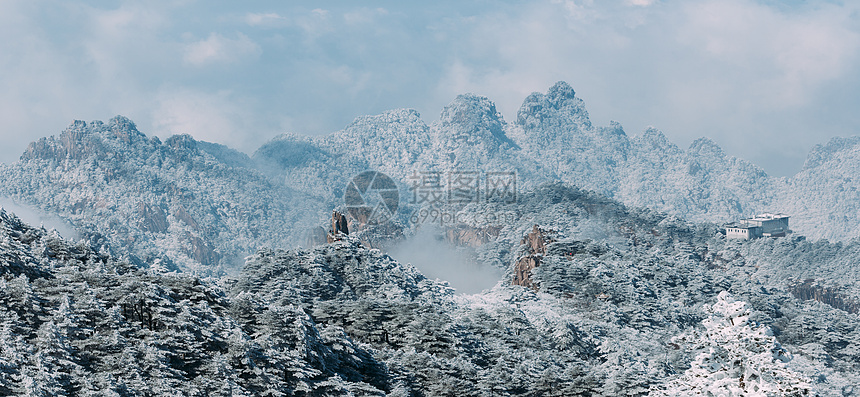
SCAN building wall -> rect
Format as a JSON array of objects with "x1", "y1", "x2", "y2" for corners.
[{"x1": 727, "y1": 228, "x2": 751, "y2": 240}]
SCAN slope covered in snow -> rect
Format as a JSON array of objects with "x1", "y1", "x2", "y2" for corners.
[
  {"x1": 0, "y1": 117, "x2": 329, "y2": 274},
  {"x1": 1, "y1": 178, "x2": 859, "y2": 395},
  {"x1": 253, "y1": 81, "x2": 860, "y2": 241},
  {"x1": 2, "y1": 82, "x2": 859, "y2": 274}
]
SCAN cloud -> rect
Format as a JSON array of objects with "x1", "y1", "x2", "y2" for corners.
[
  {"x1": 183, "y1": 32, "x2": 261, "y2": 66},
  {"x1": 0, "y1": 0, "x2": 858, "y2": 177},
  {"x1": 0, "y1": 197, "x2": 78, "y2": 240},
  {"x1": 389, "y1": 226, "x2": 502, "y2": 294},
  {"x1": 677, "y1": 0, "x2": 860, "y2": 107},
  {"x1": 431, "y1": 0, "x2": 860, "y2": 175},
  {"x1": 150, "y1": 88, "x2": 270, "y2": 153},
  {"x1": 245, "y1": 12, "x2": 288, "y2": 28}
]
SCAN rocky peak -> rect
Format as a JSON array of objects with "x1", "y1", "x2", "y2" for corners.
[
  {"x1": 106, "y1": 115, "x2": 146, "y2": 144},
  {"x1": 165, "y1": 134, "x2": 199, "y2": 153},
  {"x1": 802, "y1": 136, "x2": 860, "y2": 170},
  {"x1": 254, "y1": 134, "x2": 329, "y2": 169},
  {"x1": 633, "y1": 127, "x2": 683, "y2": 158},
  {"x1": 21, "y1": 116, "x2": 149, "y2": 161},
  {"x1": 438, "y1": 94, "x2": 517, "y2": 150},
  {"x1": 687, "y1": 137, "x2": 725, "y2": 159},
  {"x1": 327, "y1": 211, "x2": 350, "y2": 243},
  {"x1": 637, "y1": 127, "x2": 670, "y2": 147},
  {"x1": 516, "y1": 81, "x2": 592, "y2": 134},
  {"x1": 546, "y1": 81, "x2": 577, "y2": 105}
]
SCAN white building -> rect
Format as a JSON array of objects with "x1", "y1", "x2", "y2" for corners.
[{"x1": 726, "y1": 213, "x2": 790, "y2": 240}]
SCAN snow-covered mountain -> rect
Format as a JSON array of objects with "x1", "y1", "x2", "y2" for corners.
[
  {"x1": 0, "y1": 117, "x2": 328, "y2": 274},
  {"x1": 2, "y1": 81, "x2": 860, "y2": 394},
  {"x1": 3, "y1": 82, "x2": 860, "y2": 273},
  {"x1": 2, "y1": 183, "x2": 858, "y2": 395},
  {"x1": 256, "y1": 81, "x2": 860, "y2": 242}
]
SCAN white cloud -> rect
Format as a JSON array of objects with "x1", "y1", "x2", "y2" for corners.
[
  {"x1": 245, "y1": 12, "x2": 288, "y2": 27},
  {"x1": 627, "y1": 0, "x2": 656, "y2": 6},
  {"x1": 678, "y1": 0, "x2": 860, "y2": 108},
  {"x1": 152, "y1": 89, "x2": 248, "y2": 149},
  {"x1": 342, "y1": 7, "x2": 388, "y2": 26},
  {"x1": 429, "y1": 0, "x2": 860, "y2": 175},
  {"x1": 183, "y1": 32, "x2": 261, "y2": 66},
  {"x1": 0, "y1": 0, "x2": 858, "y2": 177}
]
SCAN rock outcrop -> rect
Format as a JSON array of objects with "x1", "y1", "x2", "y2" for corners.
[
  {"x1": 511, "y1": 225, "x2": 554, "y2": 289},
  {"x1": 445, "y1": 224, "x2": 502, "y2": 248},
  {"x1": 327, "y1": 211, "x2": 350, "y2": 243}
]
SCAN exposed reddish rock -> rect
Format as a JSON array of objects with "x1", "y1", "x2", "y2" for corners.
[
  {"x1": 512, "y1": 225, "x2": 555, "y2": 290},
  {"x1": 512, "y1": 255, "x2": 541, "y2": 290},
  {"x1": 524, "y1": 225, "x2": 551, "y2": 255},
  {"x1": 327, "y1": 211, "x2": 350, "y2": 243},
  {"x1": 173, "y1": 205, "x2": 200, "y2": 231},
  {"x1": 788, "y1": 279, "x2": 860, "y2": 314},
  {"x1": 445, "y1": 225, "x2": 502, "y2": 248},
  {"x1": 138, "y1": 203, "x2": 169, "y2": 233},
  {"x1": 188, "y1": 234, "x2": 218, "y2": 267},
  {"x1": 320, "y1": 210, "x2": 402, "y2": 248}
]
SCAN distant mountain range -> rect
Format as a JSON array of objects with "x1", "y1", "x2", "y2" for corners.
[
  {"x1": 2, "y1": 83, "x2": 860, "y2": 394},
  {"x1": 2, "y1": 82, "x2": 859, "y2": 273}
]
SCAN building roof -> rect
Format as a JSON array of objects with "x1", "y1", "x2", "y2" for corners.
[
  {"x1": 726, "y1": 223, "x2": 760, "y2": 230},
  {"x1": 747, "y1": 213, "x2": 789, "y2": 221}
]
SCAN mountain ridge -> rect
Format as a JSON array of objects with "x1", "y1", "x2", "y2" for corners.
[{"x1": 2, "y1": 81, "x2": 860, "y2": 275}]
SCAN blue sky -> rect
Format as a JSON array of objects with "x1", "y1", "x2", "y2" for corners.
[{"x1": 1, "y1": 0, "x2": 858, "y2": 176}]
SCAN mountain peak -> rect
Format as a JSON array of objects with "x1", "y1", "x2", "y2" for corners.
[
  {"x1": 439, "y1": 94, "x2": 516, "y2": 149},
  {"x1": 165, "y1": 134, "x2": 199, "y2": 152},
  {"x1": 516, "y1": 81, "x2": 591, "y2": 131},
  {"x1": 802, "y1": 136, "x2": 860, "y2": 170},
  {"x1": 105, "y1": 115, "x2": 146, "y2": 144},
  {"x1": 635, "y1": 127, "x2": 675, "y2": 149},
  {"x1": 21, "y1": 116, "x2": 148, "y2": 161},
  {"x1": 547, "y1": 81, "x2": 576, "y2": 103},
  {"x1": 687, "y1": 137, "x2": 725, "y2": 158}
]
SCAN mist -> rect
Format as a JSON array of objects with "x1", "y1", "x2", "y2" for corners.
[
  {"x1": 0, "y1": 197, "x2": 78, "y2": 240},
  {"x1": 388, "y1": 226, "x2": 503, "y2": 294}
]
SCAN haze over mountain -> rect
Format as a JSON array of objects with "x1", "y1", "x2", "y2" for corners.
[
  {"x1": 4, "y1": 81, "x2": 857, "y2": 273},
  {"x1": 1, "y1": 82, "x2": 860, "y2": 394}
]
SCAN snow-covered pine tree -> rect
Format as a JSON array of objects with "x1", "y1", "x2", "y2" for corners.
[{"x1": 653, "y1": 292, "x2": 811, "y2": 396}]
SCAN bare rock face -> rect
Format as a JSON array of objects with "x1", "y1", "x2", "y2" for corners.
[
  {"x1": 445, "y1": 225, "x2": 502, "y2": 248},
  {"x1": 327, "y1": 211, "x2": 350, "y2": 243},
  {"x1": 512, "y1": 255, "x2": 541, "y2": 290},
  {"x1": 138, "y1": 203, "x2": 169, "y2": 234},
  {"x1": 512, "y1": 225, "x2": 554, "y2": 290}
]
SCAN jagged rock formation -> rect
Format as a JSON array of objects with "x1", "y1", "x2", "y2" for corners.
[
  {"x1": 788, "y1": 280, "x2": 860, "y2": 314},
  {"x1": 511, "y1": 225, "x2": 554, "y2": 289},
  {"x1": 250, "y1": 81, "x2": 860, "y2": 242},
  {"x1": 327, "y1": 211, "x2": 350, "y2": 243},
  {"x1": 3, "y1": 81, "x2": 860, "y2": 395},
  {"x1": 5, "y1": 82, "x2": 860, "y2": 276}
]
